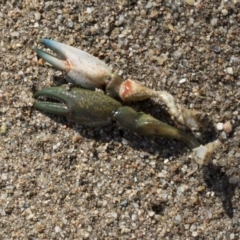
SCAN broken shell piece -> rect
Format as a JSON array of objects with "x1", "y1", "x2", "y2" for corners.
[{"x1": 192, "y1": 139, "x2": 221, "y2": 165}]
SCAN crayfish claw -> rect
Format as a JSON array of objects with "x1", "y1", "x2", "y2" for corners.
[{"x1": 35, "y1": 39, "x2": 113, "y2": 90}]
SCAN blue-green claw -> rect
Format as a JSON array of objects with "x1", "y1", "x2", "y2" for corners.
[
  {"x1": 34, "y1": 86, "x2": 200, "y2": 150},
  {"x1": 33, "y1": 86, "x2": 122, "y2": 127}
]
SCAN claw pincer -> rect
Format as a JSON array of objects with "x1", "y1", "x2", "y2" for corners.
[
  {"x1": 34, "y1": 87, "x2": 121, "y2": 127},
  {"x1": 34, "y1": 86, "x2": 200, "y2": 150},
  {"x1": 34, "y1": 39, "x2": 115, "y2": 90}
]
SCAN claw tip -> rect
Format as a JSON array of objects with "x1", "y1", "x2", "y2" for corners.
[
  {"x1": 36, "y1": 38, "x2": 44, "y2": 44},
  {"x1": 37, "y1": 38, "x2": 52, "y2": 46}
]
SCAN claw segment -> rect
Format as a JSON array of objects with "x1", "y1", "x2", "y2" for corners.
[
  {"x1": 34, "y1": 86, "x2": 122, "y2": 127},
  {"x1": 119, "y1": 79, "x2": 154, "y2": 101},
  {"x1": 192, "y1": 139, "x2": 221, "y2": 165},
  {"x1": 34, "y1": 47, "x2": 69, "y2": 72},
  {"x1": 114, "y1": 106, "x2": 200, "y2": 150},
  {"x1": 37, "y1": 39, "x2": 68, "y2": 59},
  {"x1": 34, "y1": 101, "x2": 69, "y2": 116},
  {"x1": 35, "y1": 39, "x2": 113, "y2": 89}
]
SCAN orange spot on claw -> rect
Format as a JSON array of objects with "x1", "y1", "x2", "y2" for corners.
[{"x1": 120, "y1": 80, "x2": 132, "y2": 100}]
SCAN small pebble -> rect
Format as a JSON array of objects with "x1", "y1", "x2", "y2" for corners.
[
  {"x1": 192, "y1": 231, "x2": 199, "y2": 237},
  {"x1": 223, "y1": 121, "x2": 232, "y2": 133},
  {"x1": 229, "y1": 176, "x2": 239, "y2": 184},
  {"x1": 122, "y1": 138, "x2": 129, "y2": 145},
  {"x1": 184, "y1": 224, "x2": 190, "y2": 230},
  {"x1": 235, "y1": 152, "x2": 240, "y2": 158},
  {"x1": 216, "y1": 122, "x2": 223, "y2": 130},
  {"x1": 230, "y1": 56, "x2": 239, "y2": 63},
  {"x1": 174, "y1": 214, "x2": 182, "y2": 224},
  {"x1": 131, "y1": 214, "x2": 138, "y2": 221},
  {"x1": 0, "y1": 208, "x2": 6, "y2": 216},
  {"x1": 52, "y1": 142, "x2": 61, "y2": 150},
  {"x1": 11, "y1": 31, "x2": 19, "y2": 37},
  {"x1": 211, "y1": 18, "x2": 218, "y2": 26},
  {"x1": 34, "y1": 223, "x2": 44, "y2": 233},
  {"x1": 225, "y1": 67, "x2": 233, "y2": 75},
  {"x1": 190, "y1": 224, "x2": 196, "y2": 231},
  {"x1": 87, "y1": 225, "x2": 93, "y2": 232},
  {"x1": 54, "y1": 226, "x2": 61, "y2": 233},
  {"x1": 197, "y1": 186, "x2": 205, "y2": 192},
  {"x1": 1, "y1": 173, "x2": 7, "y2": 180},
  {"x1": 35, "y1": 12, "x2": 41, "y2": 20},
  {"x1": 220, "y1": 131, "x2": 227, "y2": 140},
  {"x1": 178, "y1": 184, "x2": 188, "y2": 193},
  {"x1": 172, "y1": 50, "x2": 182, "y2": 60},
  {"x1": 105, "y1": 212, "x2": 118, "y2": 219},
  {"x1": 145, "y1": 2, "x2": 152, "y2": 8},
  {"x1": 120, "y1": 199, "x2": 128, "y2": 207},
  {"x1": 86, "y1": 7, "x2": 93, "y2": 13},
  {"x1": 183, "y1": 0, "x2": 195, "y2": 5},
  {"x1": 230, "y1": 233, "x2": 235, "y2": 239},
  {"x1": 213, "y1": 46, "x2": 221, "y2": 53},
  {"x1": 148, "y1": 211, "x2": 155, "y2": 217},
  {"x1": 221, "y1": 9, "x2": 228, "y2": 16},
  {"x1": 179, "y1": 78, "x2": 186, "y2": 84},
  {"x1": 0, "y1": 123, "x2": 8, "y2": 135},
  {"x1": 72, "y1": 134, "x2": 82, "y2": 143}
]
